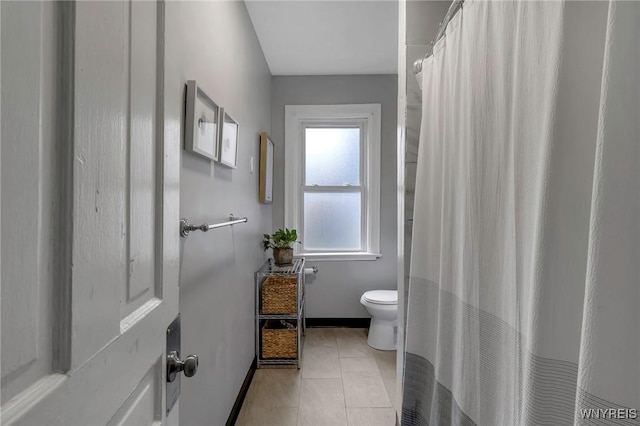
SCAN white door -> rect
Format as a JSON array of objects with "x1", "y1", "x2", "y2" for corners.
[{"x1": 1, "y1": 1, "x2": 183, "y2": 424}]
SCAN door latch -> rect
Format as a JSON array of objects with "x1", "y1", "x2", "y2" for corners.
[
  {"x1": 167, "y1": 351, "x2": 198, "y2": 382},
  {"x1": 166, "y1": 315, "x2": 199, "y2": 414}
]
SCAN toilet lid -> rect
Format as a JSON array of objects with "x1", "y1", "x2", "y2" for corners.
[{"x1": 363, "y1": 290, "x2": 397, "y2": 305}]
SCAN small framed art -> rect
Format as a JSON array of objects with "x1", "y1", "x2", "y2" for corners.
[
  {"x1": 184, "y1": 80, "x2": 219, "y2": 161},
  {"x1": 218, "y1": 109, "x2": 239, "y2": 168},
  {"x1": 259, "y1": 132, "x2": 274, "y2": 204}
]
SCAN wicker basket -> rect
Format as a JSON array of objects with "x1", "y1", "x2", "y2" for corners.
[
  {"x1": 261, "y1": 276, "x2": 297, "y2": 314},
  {"x1": 261, "y1": 319, "x2": 297, "y2": 359}
]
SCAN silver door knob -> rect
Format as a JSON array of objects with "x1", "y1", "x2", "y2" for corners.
[{"x1": 167, "y1": 351, "x2": 199, "y2": 382}]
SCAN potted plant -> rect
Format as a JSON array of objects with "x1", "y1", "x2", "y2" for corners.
[{"x1": 263, "y1": 228, "x2": 299, "y2": 266}]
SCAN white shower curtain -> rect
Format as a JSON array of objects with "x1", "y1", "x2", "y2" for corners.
[{"x1": 404, "y1": 1, "x2": 639, "y2": 425}]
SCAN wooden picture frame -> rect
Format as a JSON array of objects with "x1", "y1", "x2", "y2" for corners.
[
  {"x1": 184, "y1": 80, "x2": 219, "y2": 161},
  {"x1": 218, "y1": 108, "x2": 239, "y2": 168},
  {"x1": 259, "y1": 132, "x2": 274, "y2": 204}
]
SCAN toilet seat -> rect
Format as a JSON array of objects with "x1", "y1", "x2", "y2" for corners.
[{"x1": 362, "y1": 290, "x2": 397, "y2": 305}]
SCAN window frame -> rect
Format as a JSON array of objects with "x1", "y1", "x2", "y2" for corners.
[{"x1": 284, "y1": 104, "x2": 381, "y2": 261}]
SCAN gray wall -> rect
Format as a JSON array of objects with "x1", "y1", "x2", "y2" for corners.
[
  {"x1": 164, "y1": 2, "x2": 271, "y2": 424},
  {"x1": 271, "y1": 75, "x2": 398, "y2": 318}
]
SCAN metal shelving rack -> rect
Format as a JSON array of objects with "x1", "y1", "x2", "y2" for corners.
[{"x1": 255, "y1": 258, "x2": 306, "y2": 368}]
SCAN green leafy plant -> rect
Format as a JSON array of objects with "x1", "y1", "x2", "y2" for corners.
[{"x1": 263, "y1": 228, "x2": 299, "y2": 251}]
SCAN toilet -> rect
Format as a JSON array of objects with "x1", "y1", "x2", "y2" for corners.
[{"x1": 360, "y1": 290, "x2": 398, "y2": 351}]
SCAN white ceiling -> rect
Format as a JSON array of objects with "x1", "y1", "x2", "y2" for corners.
[{"x1": 245, "y1": 1, "x2": 398, "y2": 76}]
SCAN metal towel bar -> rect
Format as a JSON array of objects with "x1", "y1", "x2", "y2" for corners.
[{"x1": 180, "y1": 214, "x2": 248, "y2": 238}]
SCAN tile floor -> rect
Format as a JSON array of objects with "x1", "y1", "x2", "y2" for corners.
[{"x1": 236, "y1": 328, "x2": 398, "y2": 426}]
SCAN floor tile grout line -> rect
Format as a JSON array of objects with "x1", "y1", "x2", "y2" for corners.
[
  {"x1": 336, "y1": 331, "x2": 349, "y2": 426},
  {"x1": 338, "y1": 354, "x2": 349, "y2": 425},
  {"x1": 296, "y1": 374, "x2": 303, "y2": 425}
]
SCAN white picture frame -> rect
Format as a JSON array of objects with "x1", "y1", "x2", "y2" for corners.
[
  {"x1": 184, "y1": 80, "x2": 219, "y2": 161},
  {"x1": 218, "y1": 108, "x2": 239, "y2": 168}
]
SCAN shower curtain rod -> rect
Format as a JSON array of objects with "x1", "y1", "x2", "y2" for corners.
[{"x1": 413, "y1": 0, "x2": 465, "y2": 75}]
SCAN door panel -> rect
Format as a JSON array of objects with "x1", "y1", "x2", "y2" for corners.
[
  {"x1": 72, "y1": 0, "x2": 128, "y2": 367},
  {"x1": 107, "y1": 362, "x2": 162, "y2": 426},
  {"x1": 1, "y1": 0, "x2": 57, "y2": 404},
  {"x1": 1, "y1": 0, "x2": 180, "y2": 424},
  {"x1": 1, "y1": 0, "x2": 41, "y2": 380},
  {"x1": 126, "y1": 0, "x2": 158, "y2": 314},
  {"x1": 7, "y1": 306, "x2": 165, "y2": 425}
]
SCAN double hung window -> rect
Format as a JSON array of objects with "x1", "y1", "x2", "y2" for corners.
[{"x1": 284, "y1": 104, "x2": 381, "y2": 261}]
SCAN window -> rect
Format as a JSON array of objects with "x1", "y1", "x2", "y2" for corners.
[{"x1": 284, "y1": 104, "x2": 381, "y2": 261}]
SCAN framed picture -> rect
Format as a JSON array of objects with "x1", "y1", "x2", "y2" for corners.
[
  {"x1": 259, "y1": 132, "x2": 274, "y2": 204},
  {"x1": 218, "y1": 109, "x2": 239, "y2": 168},
  {"x1": 184, "y1": 80, "x2": 219, "y2": 161}
]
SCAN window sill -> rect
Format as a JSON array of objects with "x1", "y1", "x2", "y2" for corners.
[{"x1": 295, "y1": 253, "x2": 382, "y2": 262}]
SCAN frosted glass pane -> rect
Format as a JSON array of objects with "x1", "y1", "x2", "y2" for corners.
[
  {"x1": 304, "y1": 192, "x2": 361, "y2": 251},
  {"x1": 305, "y1": 128, "x2": 360, "y2": 186}
]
